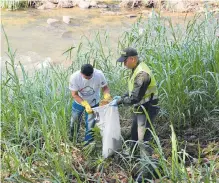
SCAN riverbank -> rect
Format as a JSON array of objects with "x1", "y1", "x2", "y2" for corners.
[
  {"x1": 1, "y1": 7, "x2": 199, "y2": 75},
  {"x1": 2, "y1": 0, "x2": 219, "y2": 13},
  {"x1": 1, "y1": 13, "x2": 219, "y2": 182}
]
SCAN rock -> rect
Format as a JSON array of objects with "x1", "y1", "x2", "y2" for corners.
[
  {"x1": 101, "y1": 10, "x2": 122, "y2": 16},
  {"x1": 174, "y1": 1, "x2": 187, "y2": 12},
  {"x1": 165, "y1": 0, "x2": 200, "y2": 12},
  {"x1": 47, "y1": 2, "x2": 56, "y2": 9},
  {"x1": 72, "y1": 0, "x2": 81, "y2": 6},
  {"x1": 97, "y1": 4, "x2": 108, "y2": 8},
  {"x1": 37, "y1": 2, "x2": 56, "y2": 10},
  {"x1": 126, "y1": 14, "x2": 137, "y2": 18},
  {"x1": 26, "y1": 51, "x2": 44, "y2": 64},
  {"x1": 1, "y1": 53, "x2": 53, "y2": 74},
  {"x1": 15, "y1": 55, "x2": 32, "y2": 65},
  {"x1": 37, "y1": 4, "x2": 45, "y2": 10},
  {"x1": 61, "y1": 31, "x2": 73, "y2": 38},
  {"x1": 48, "y1": 0, "x2": 59, "y2": 4},
  {"x1": 38, "y1": 4, "x2": 46, "y2": 10},
  {"x1": 57, "y1": 0, "x2": 74, "y2": 8},
  {"x1": 35, "y1": 58, "x2": 52, "y2": 69},
  {"x1": 119, "y1": 0, "x2": 140, "y2": 8},
  {"x1": 90, "y1": 0, "x2": 97, "y2": 7},
  {"x1": 47, "y1": 18, "x2": 60, "y2": 25},
  {"x1": 142, "y1": 0, "x2": 156, "y2": 8},
  {"x1": 78, "y1": 1, "x2": 90, "y2": 9},
  {"x1": 63, "y1": 16, "x2": 73, "y2": 24},
  {"x1": 119, "y1": 1, "x2": 131, "y2": 8}
]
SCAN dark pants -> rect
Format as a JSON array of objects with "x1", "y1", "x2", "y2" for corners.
[{"x1": 131, "y1": 101, "x2": 159, "y2": 145}]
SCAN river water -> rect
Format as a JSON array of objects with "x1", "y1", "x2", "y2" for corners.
[{"x1": 1, "y1": 7, "x2": 195, "y2": 73}]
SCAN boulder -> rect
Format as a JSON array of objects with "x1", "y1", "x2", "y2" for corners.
[
  {"x1": 35, "y1": 57, "x2": 52, "y2": 69},
  {"x1": 97, "y1": 4, "x2": 108, "y2": 8},
  {"x1": 57, "y1": 0, "x2": 74, "y2": 8},
  {"x1": 78, "y1": 1, "x2": 90, "y2": 9},
  {"x1": 126, "y1": 14, "x2": 137, "y2": 18},
  {"x1": 119, "y1": 0, "x2": 140, "y2": 8},
  {"x1": 37, "y1": 2, "x2": 56, "y2": 9},
  {"x1": 119, "y1": 0, "x2": 131, "y2": 8},
  {"x1": 47, "y1": 0, "x2": 59, "y2": 4},
  {"x1": 142, "y1": 0, "x2": 157, "y2": 8},
  {"x1": 174, "y1": 1, "x2": 187, "y2": 12},
  {"x1": 100, "y1": 10, "x2": 123, "y2": 16},
  {"x1": 90, "y1": 0, "x2": 97, "y2": 7},
  {"x1": 47, "y1": 18, "x2": 61, "y2": 26},
  {"x1": 164, "y1": 0, "x2": 199, "y2": 12},
  {"x1": 63, "y1": 16, "x2": 74, "y2": 24}
]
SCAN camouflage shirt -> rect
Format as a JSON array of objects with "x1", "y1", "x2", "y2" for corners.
[{"x1": 120, "y1": 62, "x2": 151, "y2": 105}]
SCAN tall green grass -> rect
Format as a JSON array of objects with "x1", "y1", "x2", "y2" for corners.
[
  {"x1": 1, "y1": 13, "x2": 219, "y2": 182},
  {"x1": 2, "y1": 25, "x2": 74, "y2": 182},
  {"x1": 1, "y1": 0, "x2": 31, "y2": 10},
  {"x1": 118, "y1": 12, "x2": 219, "y2": 127}
]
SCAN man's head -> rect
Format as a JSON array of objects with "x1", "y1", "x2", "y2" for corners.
[
  {"x1": 117, "y1": 47, "x2": 138, "y2": 69},
  {"x1": 81, "y1": 64, "x2": 94, "y2": 79}
]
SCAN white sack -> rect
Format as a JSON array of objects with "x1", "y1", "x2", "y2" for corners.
[{"x1": 93, "y1": 104, "x2": 122, "y2": 158}]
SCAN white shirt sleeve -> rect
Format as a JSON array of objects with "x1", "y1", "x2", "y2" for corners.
[
  {"x1": 69, "y1": 74, "x2": 79, "y2": 91},
  {"x1": 99, "y1": 71, "x2": 107, "y2": 87}
]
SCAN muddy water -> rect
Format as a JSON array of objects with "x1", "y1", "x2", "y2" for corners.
[{"x1": 1, "y1": 7, "x2": 194, "y2": 72}]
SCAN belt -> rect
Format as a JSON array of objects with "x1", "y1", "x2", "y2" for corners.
[{"x1": 137, "y1": 94, "x2": 158, "y2": 106}]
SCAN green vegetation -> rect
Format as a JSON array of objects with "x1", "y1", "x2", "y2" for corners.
[
  {"x1": 1, "y1": 12, "x2": 219, "y2": 182},
  {"x1": 1, "y1": 0, "x2": 31, "y2": 10}
]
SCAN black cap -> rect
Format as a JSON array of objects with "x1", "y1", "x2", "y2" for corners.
[
  {"x1": 81, "y1": 64, "x2": 94, "y2": 76},
  {"x1": 117, "y1": 47, "x2": 138, "y2": 62}
]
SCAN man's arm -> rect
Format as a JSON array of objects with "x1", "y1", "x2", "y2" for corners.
[
  {"x1": 100, "y1": 85, "x2": 112, "y2": 105},
  {"x1": 102, "y1": 85, "x2": 110, "y2": 95},
  {"x1": 99, "y1": 71, "x2": 112, "y2": 103},
  {"x1": 71, "y1": 91, "x2": 84, "y2": 104},
  {"x1": 71, "y1": 91, "x2": 93, "y2": 113},
  {"x1": 118, "y1": 71, "x2": 151, "y2": 105},
  {"x1": 69, "y1": 74, "x2": 82, "y2": 103}
]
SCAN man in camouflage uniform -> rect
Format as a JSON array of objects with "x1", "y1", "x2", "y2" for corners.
[{"x1": 113, "y1": 47, "x2": 160, "y2": 156}]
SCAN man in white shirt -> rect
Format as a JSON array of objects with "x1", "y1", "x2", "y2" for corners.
[{"x1": 69, "y1": 64, "x2": 112, "y2": 144}]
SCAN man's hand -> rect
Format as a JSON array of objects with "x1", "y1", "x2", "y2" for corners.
[
  {"x1": 81, "y1": 101, "x2": 93, "y2": 114},
  {"x1": 113, "y1": 96, "x2": 121, "y2": 100},
  {"x1": 110, "y1": 96, "x2": 123, "y2": 106},
  {"x1": 100, "y1": 93, "x2": 112, "y2": 106},
  {"x1": 109, "y1": 99, "x2": 118, "y2": 106},
  {"x1": 104, "y1": 93, "x2": 112, "y2": 101}
]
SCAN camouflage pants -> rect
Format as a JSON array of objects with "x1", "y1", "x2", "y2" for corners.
[{"x1": 131, "y1": 103, "x2": 160, "y2": 144}]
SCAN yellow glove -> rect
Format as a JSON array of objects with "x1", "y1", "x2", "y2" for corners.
[
  {"x1": 81, "y1": 100, "x2": 93, "y2": 114},
  {"x1": 100, "y1": 93, "x2": 112, "y2": 106},
  {"x1": 103, "y1": 93, "x2": 112, "y2": 101}
]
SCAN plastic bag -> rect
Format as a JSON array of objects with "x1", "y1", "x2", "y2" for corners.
[{"x1": 93, "y1": 104, "x2": 122, "y2": 158}]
